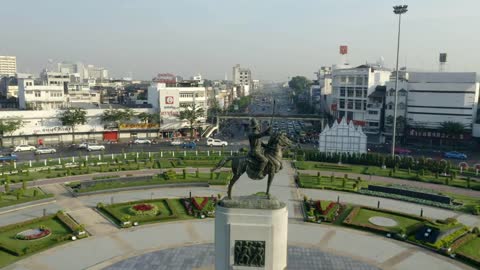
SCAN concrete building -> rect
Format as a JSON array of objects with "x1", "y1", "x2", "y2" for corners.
[
  {"x1": 364, "y1": 86, "x2": 386, "y2": 142},
  {"x1": 312, "y1": 66, "x2": 333, "y2": 114},
  {"x1": 318, "y1": 118, "x2": 367, "y2": 154},
  {"x1": 57, "y1": 61, "x2": 109, "y2": 82},
  {"x1": 18, "y1": 77, "x2": 66, "y2": 110},
  {"x1": 0, "y1": 56, "x2": 17, "y2": 77},
  {"x1": 66, "y1": 83, "x2": 101, "y2": 104},
  {"x1": 232, "y1": 64, "x2": 252, "y2": 89},
  {"x1": 147, "y1": 80, "x2": 207, "y2": 134},
  {"x1": 331, "y1": 64, "x2": 391, "y2": 125},
  {"x1": 0, "y1": 108, "x2": 156, "y2": 146}
]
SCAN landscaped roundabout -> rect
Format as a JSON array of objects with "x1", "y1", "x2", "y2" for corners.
[{"x1": 0, "y1": 151, "x2": 479, "y2": 269}]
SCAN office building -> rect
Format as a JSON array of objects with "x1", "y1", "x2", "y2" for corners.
[{"x1": 0, "y1": 56, "x2": 17, "y2": 77}]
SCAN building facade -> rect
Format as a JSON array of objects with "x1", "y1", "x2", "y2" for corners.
[
  {"x1": 18, "y1": 77, "x2": 66, "y2": 110},
  {"x1": 331, "y1": 65, "x2": 390, "y2": 125},
  {"x1": 232, "y1": 64, "x2": 252, "y2": 88},
  {"x1": 0, "y1": 56, "x2": 17, "y2": 77}
]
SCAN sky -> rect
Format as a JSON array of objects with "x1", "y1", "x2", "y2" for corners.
[{"x1": 1, "y1": 0, "x2": 479, "y2": 81}]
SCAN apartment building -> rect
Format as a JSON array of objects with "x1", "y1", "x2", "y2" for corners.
[
  {"x1": 0, "y1": 56, "x2": 17, "y2": 77},
  {"x1": 331, "y1": 65, "x2": 391, "y2": 125},
  {"x1": 18, "y1": 77, "x2": 65, "y2": 110}
]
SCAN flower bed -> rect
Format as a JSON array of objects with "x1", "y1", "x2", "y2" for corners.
[
  {"x1": 129, "y1": 203, "x2": 159, "y2": 216},
  {"x1": 184, "y1": 197, "x2": 217, "y2": 218},
  {"x1": 450, "y1": 233, "x2": 477, "y2": 251},
  {"x1": 15, "y1": 228, "x2": 51, "y2": 240},
  {"x1": 358, "y1": 189, "x2": 457, "y2": 210},
  {"x1": 192, "y1": 197, "x2": 209, "y2": 211}
]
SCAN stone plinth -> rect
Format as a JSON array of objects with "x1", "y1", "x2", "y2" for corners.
[{"x1": 215, "y1": 195, "x2": 288, "y2": 270}]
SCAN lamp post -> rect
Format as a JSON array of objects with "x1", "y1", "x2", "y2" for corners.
[{"x1": 391, "y1": 4, "x2": 408, "y2": 158}]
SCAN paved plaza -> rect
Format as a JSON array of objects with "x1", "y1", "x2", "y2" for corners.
[
  {"x1": 0, "y1": 162, "x2": 477, "y2": 270},
  {"x1": 104, "y1": 244, "x2": 382, "y2": 270}
]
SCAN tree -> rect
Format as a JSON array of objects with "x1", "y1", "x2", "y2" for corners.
[
  {"x1": 101, "y1": 109, "x2": 135, "y2": 128},
  {"x1": 59, "y1": 108, "x2": 87, "y2": 143},
  {"x1": 0, "y1": 118, "x2": 23, "y2": 147},
  {"x1": 137, "y1": 112, "x2": 160, "y2": 124},
  {"x1": 178, "y1": 104, "x2": 205, "y2": 139},
  {"x1": 440, "y1": 121, "x2": 465, "y2": 139},
  {"x1": 207, "y1": 98, "x2": 222, "y2": 124},
  {"x1": 288, "y1": 76, "x2": 311, "y2": 95}
]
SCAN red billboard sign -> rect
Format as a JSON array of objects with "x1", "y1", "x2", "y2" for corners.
[
  {"x1": 340, "y1": 45, "x2": 348, "y2": 55},
  {"x1": 165, "y1": 96, "x2": 174, "y2": 104}
]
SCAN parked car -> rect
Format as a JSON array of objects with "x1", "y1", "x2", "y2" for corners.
[
  {"x1": 0, "y1": 153, "x2": 17, "y2": 162},
  {"x1": 133, "y1": 138, "x2": 151, "y2": 144},
  {"x1": 170, "y1": 140, "x2": 183, "y2": 146},
  {"x1": 444, "y1": 151, "x2": 467, "y2": 160},
  {"x1": 394, "y1": 147, "x2": 412, "y2": 155},
  {"x1": 207, "y1": 138, "x2": 228, "y2": 147},
  {"x1": 35, "y1": 147, "x2": 56, "y2": 155},
  {"x1": 13, "y1": 145, "x2": 36, "y2": 152},
  {"x1": 182, "y1": 141, "x2": 196, "y2": 149},
  {"x1": 87, "y1": 144, "x2": 105, "y2": 151}
]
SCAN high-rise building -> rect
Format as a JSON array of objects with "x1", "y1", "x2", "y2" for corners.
[
  {"x1": 232, "y1": 64, "x2": 252, "y2": 90},
  {"x1": 0, "y1": 56, "x2": 17, "y2": 77}
]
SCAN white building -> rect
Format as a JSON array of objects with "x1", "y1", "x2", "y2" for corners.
[
  {"x1": 0, "y1": 108, "x2": 156, "y2": 146},
  {"x1": 232, "y1": 64, "x2": 252, "y2": 89},
  {"x1": 331, "y1": 64, "x2": 390, "y2": 124},
  {"x1": 0, "y1": 56, "x2": 17, "y2": 77},
  {"x1": 313, "y1": 66, "x2": 333, "y2": 114},
  {"x1": 66, "y1": 83, "x2": 101, "y2": 104},
  {"x1": 18, "y1": 77, "x2": 66, "y2": 110},
  {"x1": 318, "y1": 118, "x2": 367, "y2": 154},
  {"x1": 147, "y1": 82, "x2": 207, "y2": 131},
  {"x1": 57, "y1": 61, "x2": 109, "y2": 82}
]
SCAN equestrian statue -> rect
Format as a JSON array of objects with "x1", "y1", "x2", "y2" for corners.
[{"x1": 211, "y1": 118, "x2": 292, "y2": 198}]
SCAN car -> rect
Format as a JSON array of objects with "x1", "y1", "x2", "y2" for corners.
[
  {"x1": 207, "y1": 138, "x2": 228, "y2": 147},
  {"x1": 13, "y1": 145, "x2": 36, "y2": 152},
  {"x1": 444, "y1": 151, "x2": 467, "y2": 160},
  {"x1": 87, "y1": 144, "x2": 105, "y2": 151},
  {"x1": 133, "y1": 138, "x2": 151, "y2": 144},
  {"x1": 394, "y1": 147, "x2": 412, "y2": 155},
  {"x1": 170, "y1": 140, "x2": 183, "y2": 146},
  {"x1": 0, "y1": 153, "x2": 17, "y2": 162},
  {"x1": 182, "y1": 141, "x2": 196, "y2": 149},
  {"x1": 77, "y1": 142, "x2": 88, "y2": 149},
  {"x1": 35, "y1": 147, "x2": 56, "y2": 155}
]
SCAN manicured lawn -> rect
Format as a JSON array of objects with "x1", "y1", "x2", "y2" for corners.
[
  {"x1": 457, "y1": 237, "x2": 480, "y2": 261},
  {"x1": 99, "y1": 198, "x2": 193, "y2": 227},
  {"x1": 0, "y1": 188, "x2": 53, "y2": 209},
  {"x1": 298, "y1": 174, "x2": 366, "y2": 192},
  {"x1": 69, "y1": 172, "x2": 231, "y2": 193},
  {"x1": 352, "y1": 208, "x2": 421, "y2": 231},
  {"x1": 0, "y1": 214, "x2": 77, "y2": 268}
]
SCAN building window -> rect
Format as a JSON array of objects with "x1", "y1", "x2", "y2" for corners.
[
  {"x1": 347, "y1": 111, "x2": 354, "y2": 119},
  {"x1": 34, "y1": 91, "x2": 41, "y2": 97},
  {"x1": 399, "y1": 89, "x2": 407, "y2": 96},
  {"x1": 339, "y1": 111, "x2": 345, "y2": 118},
  {"x1": 347, "y1": 101, "x2": 353, "y2": 109},
  {"x1": 340, "y1": 76, "x2": 347, "y2": 83},
  {"x1": 339, "y1": 99, "x2": 345, "y2": 109},
  {"x1": 368, "y1": 110, "x2": 379, "y2": 115},
  {"x1": 398, "y1": 102, "x2": 405, "y2": 110},
  {"x1": 363, "y1": 100, "x2": 367, "y2": 110},
  {"x1": 363, "y1": 89, "x2": 368, "y2": 97},
  {"x1": 355, "y1": 90, "x2": 362, "y2": 97},
  {"x1": 340, "y1": 88, "x2": 345, "y2": 97},
  {"x1": 369, "y1": 122, "x2": 379, "y2": 127},
  {"x1": 387, "y1": 102, "x2": 393, "y2": 110},
  {"x1": 354, "y1": 100, "x2": 362, "y2": 110},
  {"x1": 389, "y1": 89, "x2": 395, "y2": 96},
  {"x1": 347, "y1": 89, "x2": 354, "y2": 97}
]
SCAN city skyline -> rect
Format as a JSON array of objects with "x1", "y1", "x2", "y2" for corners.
[{"x1": 1, "y1": 0, "x2": 479, "y2": 81}]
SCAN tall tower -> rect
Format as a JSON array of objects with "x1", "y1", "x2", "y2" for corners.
[{"x1": 439, "y1": 53, "x2": 447, "y2": 72}]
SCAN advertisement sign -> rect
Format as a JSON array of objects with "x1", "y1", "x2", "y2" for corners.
[
  {"x1": 339, "y1": 45, "x2": 348, "y2": 55},
  {"x1": 165, "y1": 96, "x2": 174, "y2": 104},
  {"x1": 119, "y1": 123, "x2": 160, "y2": 130},
  {"x1": 160, "y1": 90, "x2": 180, "y2": 119}
]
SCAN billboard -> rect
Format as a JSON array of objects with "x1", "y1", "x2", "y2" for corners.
[
  {"x1": 159, "y1": 89, "x2": 180, "y2": 118},
  {"x1": 340, "y1": 45, "x2": 348, "y2": 55},
  {"x1": 439, "y1": 53, "x2": 447, "y2": 63}
]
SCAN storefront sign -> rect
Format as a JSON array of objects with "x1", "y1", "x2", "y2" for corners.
[
  {"x1": 33, "y1": 126, "x2": 72, "y2": 133},
  {"x1": 119, "y1": 123, "x2": 160, "y2": 129}
]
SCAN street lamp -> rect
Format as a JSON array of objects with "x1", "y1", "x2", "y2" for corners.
[{"x1": 391, "y1": 4, "x2": 408, "y2": 158}]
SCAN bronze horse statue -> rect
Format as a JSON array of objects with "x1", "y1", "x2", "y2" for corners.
[{"x1": 211, "y1": 132, "x2": 292, "y2": 198}]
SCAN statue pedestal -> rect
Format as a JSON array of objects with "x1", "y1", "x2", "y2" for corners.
[{"x1": 215, "y1": 195, "x2": 288, "y2": 270}]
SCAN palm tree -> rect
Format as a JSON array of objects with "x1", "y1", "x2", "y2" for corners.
[
  {"x1": 137, "y1": 112, "x2": 160, "y2": 124},
  {"x1": 59, "y1": 108, "x2": 87, "y2": 143},
  {"x1": 178, "y1": 104, "x2": 205, "y2": 139}
]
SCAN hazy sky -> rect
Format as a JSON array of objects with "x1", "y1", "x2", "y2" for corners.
[{"x1": 1, "y1": 0, "x2": 479, "y2": 81}]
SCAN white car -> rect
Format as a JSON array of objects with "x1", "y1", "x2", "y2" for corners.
[
  {"x1": 87, "y1": 144, "x2": 105, "y2": 151},
  {"x1": 170, "y1": 140, "x2": 183, "y2": 146},
  {"x1": 133, "y1": 138, "x2": 151, "y2": 144},
  {"x1": 13, "y1": 145, "x2": 37, "y2": 152},
  {"x1": 35, "y1": 147, "x2": 56, "y2": 155},
  {"x1": 77, "y1": 142, "x2": 88, "y2": 149},
  {"x1": 206, "y1": 138, "x2": 228, "y2": 147}
]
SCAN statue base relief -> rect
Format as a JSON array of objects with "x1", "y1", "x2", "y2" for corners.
[{"x1": 215, "y1": 195, "x2": 288, "y2": 270}]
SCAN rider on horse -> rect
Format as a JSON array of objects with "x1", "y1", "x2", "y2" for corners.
[{"x1": 248, "y1": 118, "x2": 271, "y2": 179}]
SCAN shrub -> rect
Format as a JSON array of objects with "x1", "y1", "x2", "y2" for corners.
[{"x1": 472, "y1": 227, "x2": 480, "y2": 235}]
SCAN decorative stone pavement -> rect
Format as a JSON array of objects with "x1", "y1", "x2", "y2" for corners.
[
  {"x1": 103, "y1": 244, "x2": 382, "y2": 270},
  {"x1": 1, "y1": 162, "x2": 477, "y2": 270}
]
